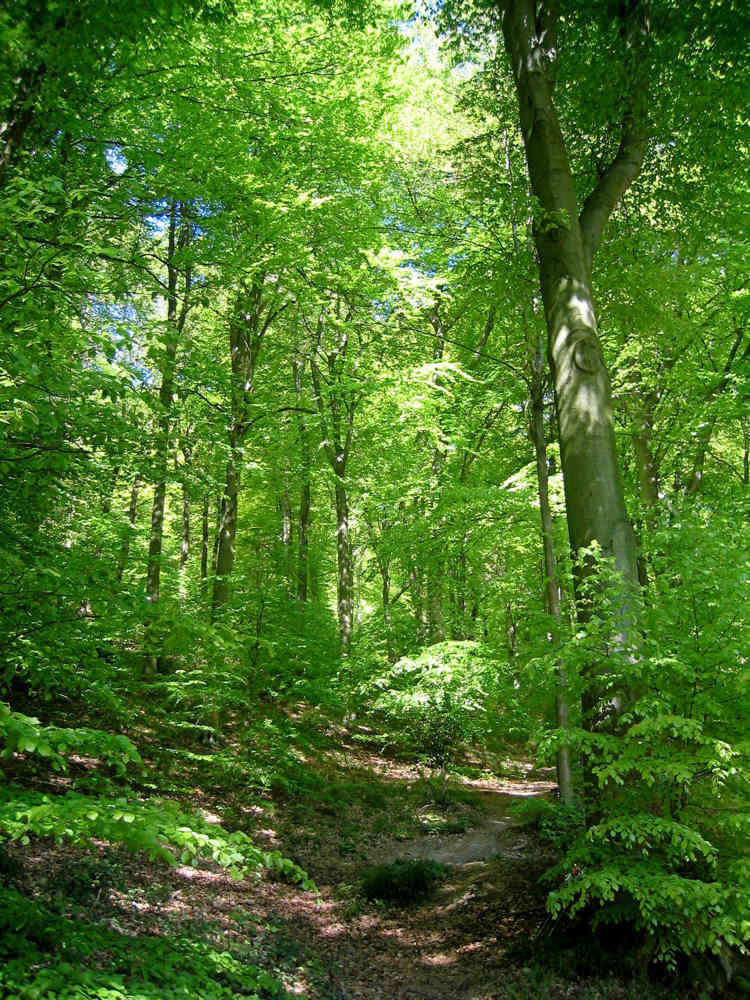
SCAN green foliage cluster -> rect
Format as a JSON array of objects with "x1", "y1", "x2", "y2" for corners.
[
  {"x1": 0, "y1": 886, "x2": 288, "y2": 1000},
  {"x1": 511, "y1": 797, "x2": 585, "y2": 851},
  {"x1": 0, "y1": 703, "x2": 141, "y2": 774},
  {"x1": 0, "y1": 703, "x2": 311, "y2": 887},
  {"x1": 0, "y1": 784, "x2": 311, "y2": 886},
  {"x1": 532, "y1": 518, "x2": 750, "y2": 965},
  {"x1": 359, "y1": 858, "x2": 450, "y2": 904},
  {"x1": 0, "y1": 0, "x2": 748, "y2": 981},
  {"x1": 361, "y1": 641, "x2": 507, "y2": 766}
]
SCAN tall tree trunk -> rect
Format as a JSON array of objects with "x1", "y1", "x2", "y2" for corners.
[
  {"x1": 210, "y1": 494, "x2": 221, "y2": 579},
  {"x1": 501, "y1": 0, "x2": 646, "y2": 685},
  {"x1": 177, "y1": 436, "x2": 193, "y2": 606},
  {"x1": 379, "y1": 556, "x2": 396, "y2": 662},
  {"x1": 529, "y1": 345, "x2": 573, "y2": 805},
  {"x1": 293, "y1": 359, "x2": 311, "y2": 603},
  {"x1": 297, "y1": 475, "x2": 311, "y2": 603},
  {"x1": 200, "y1": 494, "x2": 209, "y2": 589},
  {"x1": 334, "y1": 476, "x2": 354, "y2": 650},
  {"x1": 279, "y1": 477, "x2": 294, "y2": 595},
  {"x1": 179, "y1": 485, "x2": 190, "y2": 605},
  {"x1": 212, "y1": 280, "x2": 281, "y2": 619},
  {"x1": 144, "y1": 201, "x2": 191, "y2": 673},
  {"x1": 633, "y1": 390, "x2": 660, "y2": 511},
  {"x1": 308, "y1": 310, "x2": 358, "y2": 650},
  {"x1": 116, "y1": 476, "x2": 140, "y2": 583},
  {"x1": 686, "y1": 327, "x2": 747, "y2": 495},
  {"x1": 212, "y1": 453, "x2": 240, "y2": 617},
  {"x1": 426, "y1": 307, "x2": 447, "y2": 644}
]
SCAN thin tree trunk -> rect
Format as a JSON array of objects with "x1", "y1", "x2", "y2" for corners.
[
  {"x1": 379, "y1": 556, "x2": 395, "y2": 662},
  {"x1": 293, "y1": 359, "x2": 311, "y2": 603},
  {"x1": 530, "y1": 346, "x2": 573, "y2": 805},
  {"x1": 307, "y1": 310, "x2": 358, "y2": 649},
  {"x1": 116, "y1": 477, "x2": 140, "y2": 583},
  {"x1": 427, "y1": 308, "x2": 447, "y2": 644},
  {"x1": 686, "y1": 327, "x2": 747, "y2": 495},
  {"x1": 0, "y1": 62, "x2": 45, "y2": 187},
  {"x1": 211, "y1": 495, "x2": 221, "y2": 579},
  {"x1": 334, "y1": 476, "x2": 354, "y2": 650},
  {"x1": 212, "y1": 280, "x2": 281, "y2": 618},
  {"x1": 279, "y1": 478, "x2": 293, "y2": 595},
  {"x1": 212, "y1": 456, "x2": 239, "y2": 616},
  {"x1": 144, "y1": 201, "x2": 191, "y2": 673},
  {"x1": 298, "y1": 476, "x2": 311, "y2": 603},
  {"x1": 179, "y1": 486, "x2": 190, "y2": 605},
  {"x1": 201, "y1": 494, "x2": 209, "y2": 589}
]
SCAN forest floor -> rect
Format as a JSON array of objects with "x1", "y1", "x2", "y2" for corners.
[{"x1": 3, "y1": 708, "x2": 696, "y2": 1000}]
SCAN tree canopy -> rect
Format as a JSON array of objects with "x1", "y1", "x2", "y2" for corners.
[{"x1": 1, "y1": 0, "x2": 749, "y2": 994}]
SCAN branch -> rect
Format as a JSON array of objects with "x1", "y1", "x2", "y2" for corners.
[
  {"x1": 579, "y1": 124, "x2": 647, "y2": 272},
  {"x1": 579, "y1": 0, "x2": 651, "y2": 272}
]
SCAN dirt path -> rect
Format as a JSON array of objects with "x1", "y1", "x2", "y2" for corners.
[
  {"x1": 263, "y1": 759, "x2": 560, "y2": 999},
  {"x1": 399, "y1": 790, "x2": 522, "y2": 865},
  {"x1": 5, "y1": 742, "x2": 565, "y2": 1000}
]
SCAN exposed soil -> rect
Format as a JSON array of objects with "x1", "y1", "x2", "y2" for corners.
[{"x1": 4, "y1": 736, "x2": 679, "y2": 999}]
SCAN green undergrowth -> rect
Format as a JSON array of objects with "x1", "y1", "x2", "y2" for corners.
[
  {"x1": 0, "y1": 701, "x2": 312, "y2": 883},
  {"x1": 510, "y1": 797, "x2": 585, "y2": 850},
  {"x1": 359, "y1": 858, "x2": 451, "y2": 904},
  {"x1": 0, "y1": 885, "x2": 291, "y2": 1000}
]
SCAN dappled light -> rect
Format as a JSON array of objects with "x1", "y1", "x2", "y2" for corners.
[{"x1": 0, "y1": 0, "x2": 748, "y2": 997}]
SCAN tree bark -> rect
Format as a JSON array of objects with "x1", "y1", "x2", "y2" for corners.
[
  {"x1": 179, "y1": 486, "x2": 190, "y2": 604},
  {"x1": 308, "y1": 310, "x2": 358, "y2": 650},
  {"x1": 200, "y1": 493, "x2": 209, "y2": 589},
  {"x1": 686, "y1": 327, "x2": 747, "y2": 495},
  {"x1": 334, "y1": 477, "x2": 354, "y2": 649},
  {"x1": 633, "y1": 391, "x2": 660, "y2": 511},
  {"x1": 292, "y1": 358, "x2": 312, "y2": 603},
  {"x1": 501, "y1": 0, "x2": 645, "y2": 667},
  {"x1": 144, "y1": 201, "x2": 191, "y2": 673},
  {"x1": 211, "y1": 280, "x2": 281, "y2": 619},
  {"x1": 116, "y1": 476, "x2": 140, "y2": 583},
  {"x1": 0, "y1": 61, "x2": 45, "y2": 187},
  {"x1": 279, "y1": 476, "x2": 294, "y2": 595},
  {"x1": 529, "y1": 343, "x2": 573, "y2": 805}
]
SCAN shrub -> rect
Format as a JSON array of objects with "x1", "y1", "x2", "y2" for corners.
[{"x1": 359, "y1": 858, "x2": 450, "y2": 904}]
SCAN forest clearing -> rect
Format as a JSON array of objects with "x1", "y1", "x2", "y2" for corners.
[{"x1": 1, "y1": 0, "x2": 749, "y2": 997}]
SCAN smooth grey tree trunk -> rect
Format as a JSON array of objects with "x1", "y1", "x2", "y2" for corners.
[
  {"x1": 308, "y1": 311, "x2": 358, "y2": 651},
  {"x1": 686, "y1": 328, "x2": 747, "y2": 495},
  {"x1": 297, "y1": 474, "x2": 311, "y2": 604},
  {"x1": 200, "y1": 494, "x2": 209, "y2": 590},
  {"x1": 179, "y1": 487, "x2": 190, "y2": 604},
  {"x1": 279, "y1": 477, "x2": 294, "y2": 595},
  {"x1": 292, "y1": 358, "x2": 312, "y2": 603},
  {"x1": 116, "y1": 477, "x2": 140, "y2": 583},
  {"x1": 501, "y1": 0, "x2": 647, "y2": 674},
  {"x1": 334, "y1": 477, "x2": 354, "y2": 649}
]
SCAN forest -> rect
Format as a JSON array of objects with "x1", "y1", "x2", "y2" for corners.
[{"x1": 1, "y1": 0, "x2": 748, "y2": 997}]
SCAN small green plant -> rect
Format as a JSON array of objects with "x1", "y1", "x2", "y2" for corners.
[
  {"x1": 510, "y1": 797, "x2": 584, "y2": 850},
  {"x1": 0, "y1": 884, "x2": 291, "y2": 999},
  {"x1": 359, "y1": 858, "x2": 450, "y2": 904},
  {"x1": 56, "y1": 850, "x2": 124, "y2": 904}
]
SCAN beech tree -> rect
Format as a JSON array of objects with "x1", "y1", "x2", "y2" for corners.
[{"x1": 1, "y1": 0, "x2": 748, "y2": 979}]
